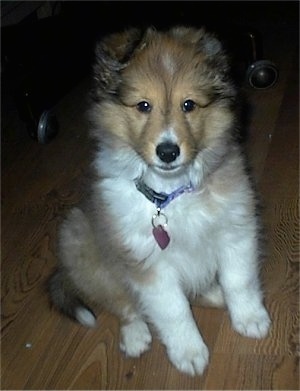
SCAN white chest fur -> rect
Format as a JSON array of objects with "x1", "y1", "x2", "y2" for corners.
[{"x1": 100, "y1": 177, "x2": 220, "y2": 293}]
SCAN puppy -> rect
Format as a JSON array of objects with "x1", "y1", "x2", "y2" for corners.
[{"x1": 49, "y1": 26, "x2": 271, "y2": 376}]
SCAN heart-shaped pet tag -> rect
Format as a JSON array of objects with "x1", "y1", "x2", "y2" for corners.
[{"x1": 152, "y1": 224, "x2": 170, "y2": 250}]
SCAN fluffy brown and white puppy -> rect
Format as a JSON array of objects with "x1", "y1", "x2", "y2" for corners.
[{"x1": 49, "y1": 26, "x2": 271, "y2": 376}]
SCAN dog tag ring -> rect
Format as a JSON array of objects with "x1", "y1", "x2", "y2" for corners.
[{"x1": 152, "y1": 209, "x2": 170, "y2": 250}]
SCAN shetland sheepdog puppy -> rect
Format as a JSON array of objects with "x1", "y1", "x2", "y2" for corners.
[{"x1": 49, "y1": 26, "x2": 271, "y2": 376}]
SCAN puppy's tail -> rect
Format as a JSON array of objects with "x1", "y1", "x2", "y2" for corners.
[{"x1": 48, "y1": 269, "x2": 96, "y2": 328}]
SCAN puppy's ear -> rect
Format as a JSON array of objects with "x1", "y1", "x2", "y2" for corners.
[
  {"x1": 197, "y1": 29, "x2": 223, "y2": 57},
  {"x1": 170, "y1": 26, "x2": 228, "y2": 69},
  {"x1": 92, "y1": 29, "x2": 143, "y2": 98},
  {"x1": 196, "y1": 29, "x2": 231, "y2": 75},
  {"x1": 170, "y1": 26, "x2": 222, "y2": 55}
]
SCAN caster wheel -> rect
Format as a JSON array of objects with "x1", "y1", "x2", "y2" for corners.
[
  {"x1": 37, "y1": 110, "x2": 59, "y2": 144},
  {"x1": 247, "y1": 60, "x2": 279, "y2": 89}
]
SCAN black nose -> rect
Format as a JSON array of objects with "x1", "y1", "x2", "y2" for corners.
[{"x1": 156, "y1": 142, "x2": 180, "y2": 163}]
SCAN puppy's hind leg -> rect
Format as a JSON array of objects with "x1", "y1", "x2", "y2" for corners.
[
  {"x1": 48, "y1": 207, "x2": 101, "y2": 327},
  {"x1": 49, "y1": 207, "x2": 152, "y2": 356},
  {"x1": 119, "y1": 311, "x2": 152, "y2": 358},
  {"x1": 48, "y1": 267, "x2": 152, "y2": 356}
]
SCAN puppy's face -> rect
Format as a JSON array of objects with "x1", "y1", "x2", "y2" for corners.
[{"x1": 92, "y1": 27, "x2": 236, "y2": 176}]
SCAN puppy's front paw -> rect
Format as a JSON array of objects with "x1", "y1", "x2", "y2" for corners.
[
  {"x1": 120, "y1": 319, "x2": 152, "y2": 357},
  {"x1": 167, "y1": 339, "x2": 209, "y2": 376},
  {"x1": 232, "y1": 306, "x2": 271, "y2": 339}
]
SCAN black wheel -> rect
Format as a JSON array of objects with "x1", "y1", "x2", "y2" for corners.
[
  {"x1": 37, "y1": 110, "x2": 59, "y2": 144},
  {"x1": 246, "y1": 60, "x2": 279, "y2": 89}
]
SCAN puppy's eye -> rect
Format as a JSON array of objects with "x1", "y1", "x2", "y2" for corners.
[
  {"x1": 136, "y1": 101, "x2": 152, "y2": 113},
  {"x1": 182, "y1": 99, "x2": 196, "y2": 113}
]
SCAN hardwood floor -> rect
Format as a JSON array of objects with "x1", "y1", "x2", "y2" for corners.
[{"x1": 2, "y1": 6, "x2": 299, "y2": 390}]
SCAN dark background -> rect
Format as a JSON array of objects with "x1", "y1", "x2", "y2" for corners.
[{"x1": 1, "y1": 1, "x2": 298, "y2": 141}]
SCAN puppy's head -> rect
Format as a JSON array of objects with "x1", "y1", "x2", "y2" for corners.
[{"x1": 91, "y1": 26, "x2": 237, "y2": 178}]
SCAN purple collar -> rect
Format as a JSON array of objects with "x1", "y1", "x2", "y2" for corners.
[{"x1": 135, "y1": 178, "x2": 195, "y2": 209}]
